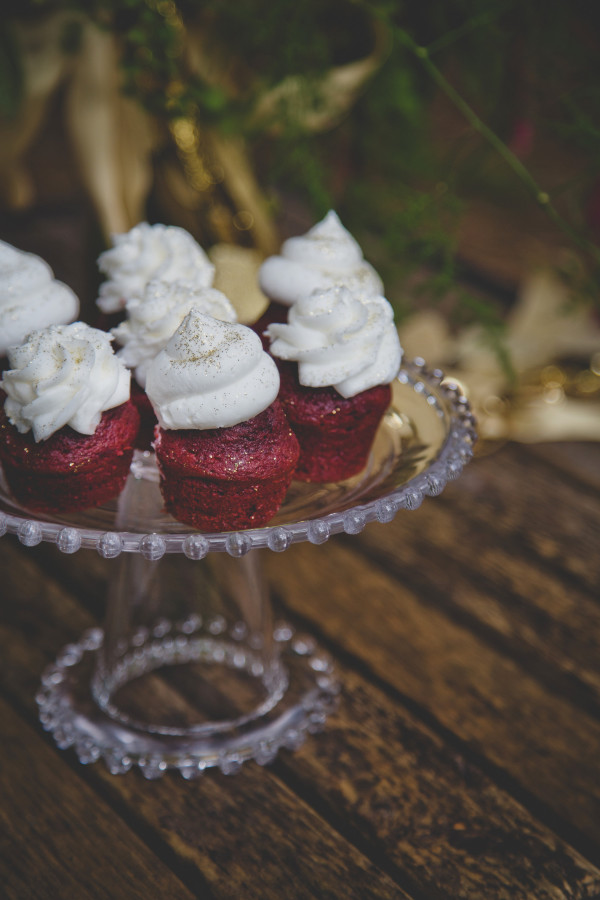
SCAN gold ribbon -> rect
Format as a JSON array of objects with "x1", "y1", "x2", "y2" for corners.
[{"x1": 399, "y1": 270, "x2": 600, "y2": 443}]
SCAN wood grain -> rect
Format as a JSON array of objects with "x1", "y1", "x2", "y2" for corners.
[
  {"x1": 0, "y1": 542, "x2": 410, "y2": 900},
  {"x1": 268, "y1": 447, "x2": 600, "y2": 856},
  {"x1": 440, "y1": 444, "x2": 600, "y2": 593},
  {"x1": 1, "y1": 439, "x2": 600, "y2": 899},
  {"x1": 526, "y1": 442, "x2": 600, "y2": 493},
  {"x1": 0, "y1": 697, "x2": 197, "y2": 900},
  {"x1": 265, "y1": 539, "x2": 600, "y2": 844},
  {"x1": 352, "y1": 484, "x2": 600, "y2": 708},
  {"x1": 274, "y1": 665, "x2": 600, "y2": 900}
]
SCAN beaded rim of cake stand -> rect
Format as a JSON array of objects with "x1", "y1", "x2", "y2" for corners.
[
  {"x1": 36, "y1": 619, "x2": 341, "y2": 778},
  {"x1": 0, "y1": 359, "x2": 477, "y2": 557}
]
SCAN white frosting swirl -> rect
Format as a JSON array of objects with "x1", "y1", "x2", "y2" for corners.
[
  {"x1": 146, "y1": 310, "x2": 279, "y2": 430},
  {"x1": 1, "y1": 323, "x2": 131, "y2": 442},
  {"x1": 258, "y1": 210, "x2": 383, "y2": 307},
  {"x1": 97, "y1": 223, "x2": 215, "y2": 313},
  {"x1": 112, "y1": 280, "x2": 238, "y2": 388},
  {"x1": 267, "y1": 286, "x2": 402, "y2": 398},
  {"x1": 0, "y1": 240, "x2": 79, "y2": 357}
]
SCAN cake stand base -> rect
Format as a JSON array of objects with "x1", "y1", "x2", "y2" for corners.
[{"x1": 36, "y1": 624, "x2": 340, "y2": 778}]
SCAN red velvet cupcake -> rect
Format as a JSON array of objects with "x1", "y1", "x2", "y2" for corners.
[
  {"x1": 276, "y1": 362, "x2": 392, "y2": 482},
  {"x1": 0, "y1": 402, "x2": 139, "y2": 513},
  {"x1": 267, "y1": 286, "x2": 403, "y2": 482},
  {"x1": 146, "y1": 310, "x2": 299, "y2": 532},
  {"x1": 153, "y1": 402, "x2": 299, "y2": 532},
  {"x1": 0, "y1": 323, "x2": 138, "y2": 512}
]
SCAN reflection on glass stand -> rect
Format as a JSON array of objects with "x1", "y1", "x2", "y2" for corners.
[{"x1": 0, "y1": 361, "x2": 476, "y2": 778}]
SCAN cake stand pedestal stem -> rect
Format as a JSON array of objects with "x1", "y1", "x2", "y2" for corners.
[
  {"x1": 91, "y1": 548, "x2": 283, "y2": 735},
  {"x1": 36, "y1": 545, "x2": 340, "y2": 777}
]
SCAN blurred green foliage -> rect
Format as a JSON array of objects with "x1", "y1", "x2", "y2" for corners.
[{"x1": 1, "y1": 0, "x2": 599, "y2": 322}]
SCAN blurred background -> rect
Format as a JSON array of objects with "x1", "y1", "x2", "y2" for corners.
[{"x1": 1, "y1": 0, "x2": 599, "y2": 444}]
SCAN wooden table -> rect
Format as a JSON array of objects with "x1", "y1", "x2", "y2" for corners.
[{"x1": 1, "y1": 438, "x2": 599, "y2": 899}]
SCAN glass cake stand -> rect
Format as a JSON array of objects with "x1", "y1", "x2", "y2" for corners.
[{"x1": 0, "y1": 360, "x2": 476, "y2": 778}]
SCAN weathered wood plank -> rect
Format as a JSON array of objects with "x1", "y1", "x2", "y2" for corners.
[
  {"x1": 264, "y1": 539, "x2": 600, "y2": 846},
  {"x1": 352, "y1": 484, "x2": 600, "y2": 708},
  {"x1": 276, "y1": 665, "x2": 600, "y2": 900},
  {"x1": 0, "y1": 539, "x2": 411, "y2": 900},
  {"x1": 0, "y1": 697, "x2": 198, "y2": 900},
  {"x1": 4, "y1": 538, "x2": 600, "y2": 898},
  {"x1": 440, "y1": 446, "x2": 600, "y2": 593},
  {"x1": 3, "y1": 440, "x2": 599, "y2": 897},
  {"x1": 524, "y1": 442, "x2": 600, "y2": 493}
]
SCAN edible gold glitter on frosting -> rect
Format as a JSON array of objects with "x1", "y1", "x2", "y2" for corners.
[
  {"x1": 146, "y1": 309, "x2": 279, "y2": 430},
  {"x1": 112, "y1": 280, "x2": 237, "y2": 388}
]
